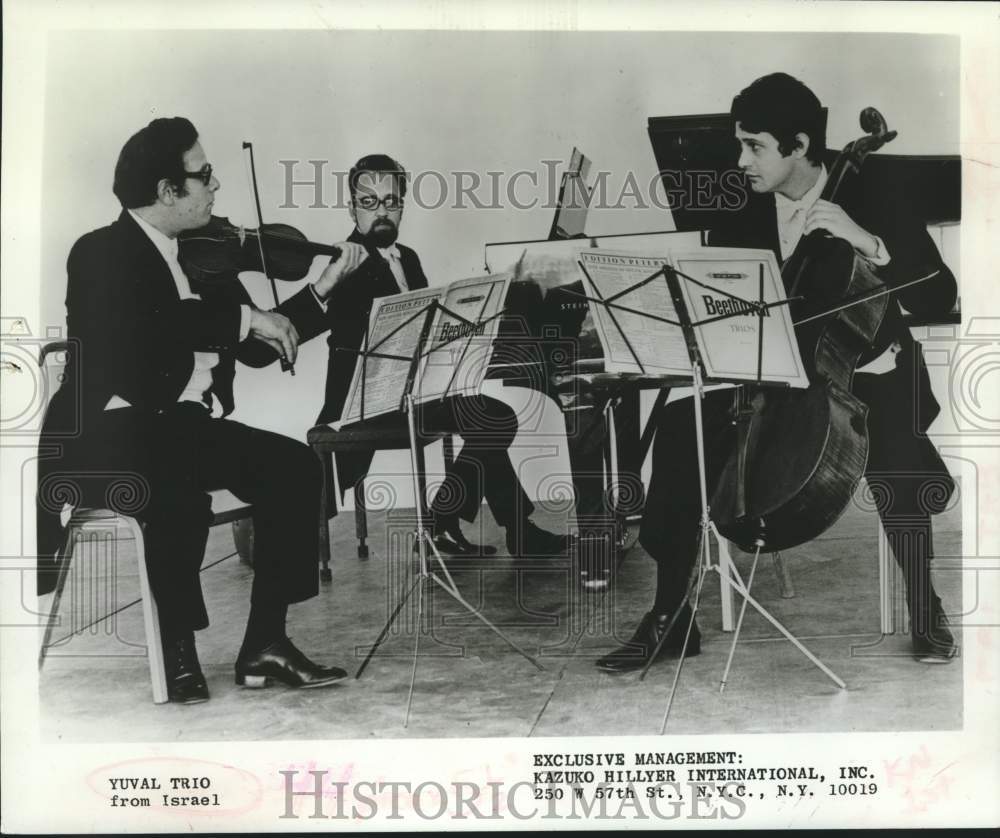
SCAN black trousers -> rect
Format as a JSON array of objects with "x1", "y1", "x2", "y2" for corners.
[
  {"x1": 563, "y1": 389, "x2": 645, "y2": 525},
  {"x1": 61, "y1": 403, "x2": 322, "y2": 637},
  {"x1": 333, "y1": 394, "x2": 533, "y2": 530},
  {"x1": 640, "y1": 366, "x2": 953, "y2": 623}
]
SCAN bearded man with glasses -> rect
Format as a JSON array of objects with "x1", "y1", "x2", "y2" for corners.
[{"x1": 317, "y1": 154, "x2": 571, "y2": 559}]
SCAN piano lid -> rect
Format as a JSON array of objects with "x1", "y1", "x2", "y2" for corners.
[{"x1": 647, "y1": 111, "x2": 960, "y2": 230}]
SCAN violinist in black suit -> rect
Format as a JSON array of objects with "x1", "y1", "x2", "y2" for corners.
[
  {"x1": 317, "y1": 154, "x2": 569, "y2": 557},
  {"x1": 598, "y1": 73, "x2": 958, "y2": 672},
  {"x1": 37, "y1": 117, "x2": 367, "y2": 703}
]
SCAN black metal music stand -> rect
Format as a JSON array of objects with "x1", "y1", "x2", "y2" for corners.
[
  {"x1": 654, "y1": 264, "x2": 848, "y2": 731},
  {"x1": 570, "y1": 257, "x2": 847, "y2": 730},
  {"x1": 346, "y1": 298, "x2": 544, "y2": 727}
]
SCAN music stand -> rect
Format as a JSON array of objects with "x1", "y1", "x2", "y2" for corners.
[
  {"x1": 346, "y1": 298, "x2": 545, "y2": 727},
  {"x1": 570, "y1": 256, "x2": 847, "y2": 729},
  {"x1": 567, "y1": 256, "x2": 743, "y2": 617}
]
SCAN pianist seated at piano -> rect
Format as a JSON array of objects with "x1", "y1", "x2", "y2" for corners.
[
  {"x1": 596, "y1": 72, "x2": 958, "y2": 673},
  {"x1": 316, "y1": 153, "x2": 572, "y2": 558}
]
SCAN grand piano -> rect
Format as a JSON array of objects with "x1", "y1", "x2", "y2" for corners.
[
  {"x1": 493, "y1": 112, "x2": 960, "y2": 373},
  {"x1": 484, "y1": 113, "x2": 961, "y2": 588}
]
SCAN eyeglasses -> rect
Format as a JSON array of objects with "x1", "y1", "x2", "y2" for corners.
[
  {"x1": 182, "y1": 164, "x2": 214, "y2": 186},
  {"x1": 354, "y1": 194, "x2": 403, "y2": 211}
]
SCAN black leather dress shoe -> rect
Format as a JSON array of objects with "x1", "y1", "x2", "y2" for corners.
[
  {"x1": 164, "y1": 636, "x2": 210, "y2": 704},
  {"x1": 506, "y1": 521, "x2": 573, "y2": 557},
  {"x1": 595, "y1": 606, "x2": 701, "y2": 673},
  {"x1": 235, "y1": 636, "x2": 348, "y2": 689},
  {"x1": 430, "y1": 519, "x2": 497, "y2": 556}
]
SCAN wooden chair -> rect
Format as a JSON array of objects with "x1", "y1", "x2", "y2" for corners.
[
  {"x1": 36, "y1": 341, "x2": 256, "y2": 703},
  {"x1": 38, "y1": 510, "x2": 170, "y2": 702}
]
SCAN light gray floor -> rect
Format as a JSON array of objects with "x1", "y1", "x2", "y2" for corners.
[{"x1": 39, "y1": 493, "x2": 963, "y2": 741}]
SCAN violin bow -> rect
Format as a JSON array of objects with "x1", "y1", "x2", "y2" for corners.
[
  {"x1": 792, "y1": 269, "x2": 941, "y2": 327},
  {"x1": 242, "y1": 140, "x2": 294, "y2": 374}
]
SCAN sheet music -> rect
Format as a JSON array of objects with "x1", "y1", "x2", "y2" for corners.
[
  {"x1": 483, "y1": 229, "x2": 702, "y2": 275},
  {"x1": 670, "y1": 248, "x2": 810, "y2": 387},
  {"x1": 578, "y1": 249, "x2": 693, "y2": 375},
  {"x1": 483, "y1": 232, "x2": 705, "y2": 374},
  {"x1": 413, "y1": 273, "x2": 512, "y2": 403},
  {"x1": 337, "y1": 287, "x2": 441, "y2": 425}
]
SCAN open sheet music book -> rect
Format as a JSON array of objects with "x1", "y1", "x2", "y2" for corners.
[
  {"x1": 337, "y1": 273, "x2": 512, "y2": 426},
  {"x1": 578, "y1": 250, "x2": 691, "y2": 376},
  {"x1": 579, "y1": 247, "x2": 810, "y2": 387},
  {"x1": 484, "y1": 230, "x2": 706, "y2": 375},
  {"x1": 413, "y1": 274, "x2": 511, "y2": 403}
]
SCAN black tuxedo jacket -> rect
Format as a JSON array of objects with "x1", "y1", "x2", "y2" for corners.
[
  {"x1": 317, "y1": 229, "x2": 429, "y2": 425},
  {"x1": 37, "y1": 210, "x2": 327, "y2": 590}
]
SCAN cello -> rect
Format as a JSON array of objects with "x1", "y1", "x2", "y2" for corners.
[{"x1": 711, "y1": 107, "x2": 898, "y2": 552}]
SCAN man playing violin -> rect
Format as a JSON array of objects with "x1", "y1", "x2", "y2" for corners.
[
  {"x1": 37, "y1": 117, "x2": 367, "y2": 703},
  {"x1": 597, "y1": 73, "x2": 958, "y2": 672},
  {"x1": 317, "y1": 153, "x2": 571, "y2": 558}
]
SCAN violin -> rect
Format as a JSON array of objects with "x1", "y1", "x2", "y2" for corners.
[
  {"x1": 180, "y1": 140, "x2": 340, "y2": 375},
  {"x1": 178, "y1": 215, "x2": 342, "y2": 284},
  {"x1": 710, "y1": 107, "x2": 897, "y2": 552}
]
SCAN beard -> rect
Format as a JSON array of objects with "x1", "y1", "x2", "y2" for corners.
[{"x1": 362, "y1": 218, "x2": 399, "y2": 249}]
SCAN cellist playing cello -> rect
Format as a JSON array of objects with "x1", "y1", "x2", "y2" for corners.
[{"x1": 597, "y1": 72, "x2": 958, "y2": 673}]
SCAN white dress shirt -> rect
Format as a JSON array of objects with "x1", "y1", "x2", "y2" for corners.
[
  {"x1": 377, "y1": 244, "x2": 408, "y2": 291},
  {"x1": 105, "y1": 211, "x2": 250, "y2": 414},
  {"x1": 774, "y1": 166, "x2": 826, "y2": 262}
]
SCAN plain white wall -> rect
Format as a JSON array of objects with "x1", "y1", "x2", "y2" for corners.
[{"x1": 38, "y1": 29, "x2": 959, "y2": 509}]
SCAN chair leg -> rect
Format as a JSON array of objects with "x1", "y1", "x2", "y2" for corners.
[
  {"x1": 771, "y1": 551, "x2": 796, "y2": 599},
  {"x1": 317, "y1": 450, "x2": 333, "y2": 581},
  {"x1": 127, "y1": 518, "x2": 168, "y2": 704},
  {"x1": 414, "y1": 440, "x2": 431, "y2": 528},
  {"x1": 37, "y1": 529, "x2": 77, "y2": 668},
  {"x1": 442, "y1": 434, "x2": 455, "y2": 469},
  {"x1": 877, "y1": 520, "x2": 895, "y2": 635},
  {"x1": 231, "y1": 518, "x2": 254, "y2": 565},
  {"x1": 354, "y1": 478, "x2": 369, "y2": 560}
]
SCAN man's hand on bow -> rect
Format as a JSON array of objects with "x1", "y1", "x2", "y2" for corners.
[{"x1": 249, "y1": 309, "x2": 300, "y2": 365}]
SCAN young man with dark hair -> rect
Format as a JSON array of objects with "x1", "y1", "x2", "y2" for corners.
[
  {"x1": 730, "y1": 71, "x2": 828, "y2": 165},
  {"x1": 597, "y1": 73, "x2": 958, "y2": 673},
  {"x1": 38, "y1": 117, "x2": 367, "y2": 703},
  {"x1": 317, "y1": 153, "x2": 571, "y2": 558}
]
